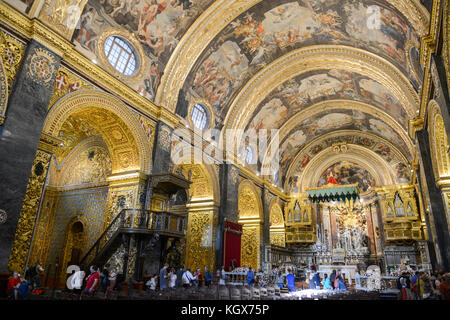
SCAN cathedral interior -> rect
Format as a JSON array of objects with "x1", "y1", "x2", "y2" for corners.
[{"x1": 0, "y1": 0, "x2": 449, "y2": 300}]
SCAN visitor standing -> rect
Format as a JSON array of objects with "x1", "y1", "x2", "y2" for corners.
[
  {"x1": 169, "y1": 268, "x2": 177, "y2": 289},
  {"x1": 70, "y1": 269, "x2": 85, "y2": 298},
  {"x1": 355, "y1": 270, "x2": 361, "y2": 290},
  {"x1": 159, "y1": 264, "x2": 169, "y2": 291},
  {"x1": 82, "y1": 265, "x2": 100, "y2": 298},
  {"x1": 6, "y1": 271, "x2": 21, "y2": 300},
  {"x1": 439, "y1": 273, "x2": 450, "y2": 300},
  {"x1": 276, "y1": 271, "x2": 284, "y2": 289},
  {"x1": 182, "y1": 268, "x2": 194, "y2": 288},
  {"x1": 313, "y1": 272, "x2": 321, "y2": 289},
  {"x1": 100, "y1": 264, "x2": 110, "y2": 293},
  {"x1": 330, "y1": 270, "x2": 336, "y2": 290},
  {"x1": 105, "y1": 270, "x2": 117, "y2": 298},
  {"x1": 204, "y1": 267, "x2": 213, "y2": 286},
  {"x1": 286, "y1": 269, "x2": 296, "y2": 292},
  {"x1": 247, "y1": 267, "x2": 255, "y2": 286},
  {"x1": 410, "y1": 271, "x2": 418, "y2": 300},
  {"x1": 219, "y1": 266, "x2": 226, "y2": 286},
  {"x1": 322, "y1": 274, "x2": 332, "y2": 290},
  {"x1": 176, "y1": 266, "x2": 184, "y2": 288}
]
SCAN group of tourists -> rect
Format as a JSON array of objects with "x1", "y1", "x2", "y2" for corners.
[
  {"x1": 6, "y1": 263, "x2": 45, "y2": 300},
  {"x1": 306, "y1": 269, "x2": 347, "y2": 291},
  {"x1": 397, "y1": 270, "x2": 450, "y2": 300},
  {"x1": 149, "y1": 264, "x2": 215, "y2": 290}
]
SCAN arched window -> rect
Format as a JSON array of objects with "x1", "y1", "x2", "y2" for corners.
[
  {"x1": 191, "y1": 103, "x2": 208, "y2": 130},
  {"x1": 104, "y1": 36, "x2": 137, "y2": 76}
]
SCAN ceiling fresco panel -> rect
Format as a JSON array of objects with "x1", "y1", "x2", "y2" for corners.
[
  {"x1": 179, "y1": 0, "x2": 421, "y2": 128},
  {"x1": 245, "y1": 69, "x2": 409, "y2": 131},
  {"x1": 73, "y1": 0, "x2": 215, "y2": 101}
]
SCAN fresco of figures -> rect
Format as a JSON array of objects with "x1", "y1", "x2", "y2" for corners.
[
  {"x1": 73, "y1": 0, "x2": 214, "y2": 101},
  {"x1": 285, "y1": 132, "x2": 411, "y2": 193},
  {"x1": 318, "y1": 161, "x2": 376, "y2": 192},
  {"x1": 278, "y1": 109, "x2": 407, "y2": 181},
  {"x1": 181, "y1": 0, "x2": 420, "y2": 127},
  {"x1": 246, "y1": 69, "x2": 408, "y2": 132}
]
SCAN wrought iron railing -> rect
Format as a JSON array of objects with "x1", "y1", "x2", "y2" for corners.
[{"x1": 79, "y1": 209, "x2": 187, "y2": 268}]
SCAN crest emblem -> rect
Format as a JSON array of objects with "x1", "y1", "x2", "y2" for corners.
[{"x1": 27, "y1": 48, "x2": 57, "y2": 88}]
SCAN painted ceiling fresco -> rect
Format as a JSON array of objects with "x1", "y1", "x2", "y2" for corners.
[
  {"x1": 317, "y1": 161, "x2": 376, "y2": 192},
  {"x1": 277, "y1": 109, "x2": 408, "y2": 180},
  {"x1": 246, "y1": 69, "x2": 409, "y2": 131},
  {"x1": 73, "y1": 0, "x2": 215, "y2": 101},
  {"x1": 178, "y1": 0, "x2": 421, "y2": 128},
  {"x1": 285, "y1": 132, "x2": 411, "y2": 193}
]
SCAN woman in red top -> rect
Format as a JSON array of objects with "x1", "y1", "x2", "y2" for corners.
[{"x1": 7, "y1": 271, "x2": 21, "y2": 300}]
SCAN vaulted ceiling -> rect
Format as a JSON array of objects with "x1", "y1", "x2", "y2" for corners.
[{"x1": 39, "y1": 0, "x2": 431, "y2": 193}]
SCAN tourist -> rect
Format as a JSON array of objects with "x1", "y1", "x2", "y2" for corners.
[
  {"x1": 100, "y1": 264, "x2": 110, "y2": 293},
  {"x1": 81, "y1": 265, "x2": 100, "y2": 298},
  {"x1": 439, "y1": 273, "x2": 450, "y2": 300},
  {"x1": 313, "y1": 271, "x2": 321, "y2": 290},
  {"x1": 410, "y1": 270, "x2": 419, "y2": 300},
  {"x1": 219, "y1": 266, "x2": 226, "y2": 286},
  {"x1": 308, "y1": 272, "x2": 315, "y2": 289},
  {"x1": 18, "y1": 278, "x2": 31, "y2": 300},
  {"x1": 193, "y1": 268, "x2": 203, "y2": 287},
  {"x1": 335, "y1": 271, "x2": 347, "y2": 291},
  {"x1": 105, "y1": 270, "x2": 117, "y2": 298},
  {"x1": 25, "y1": 262, "x2": 44, "y2": 290},
  {"x1": 182, "y1": 268, "x2": 194, "y2": 288},
  {"x1": 421, "y1": 273, "x2": 433, "y2": 299},
  {"x1": 322, "y1": 274, "x2": 332, "y2": 290},
  {"x1": 286, "y1": 269, "x2": 296, "y2": 292},
  {"x1": 204, "y1": 267, "x2": 213, "y2": 286},
  {"x1": 159, "y1": 263, "x2": 169, "y2": 291},
  {"x1": 330, "y1": 270, "x2": 337, "y2": 290},
  {"x1": 6, "y1": 271, "x2": 21, "y2": 300},
  {"x1": 276, "y1": 271, "x2": 284, "y2": 289},
  {"x1": 247, "y1": 267, "x2": 255, "y2": 286},
  {"x1": 355, "y1": 270, "x2": 361, "y2": 290},
  {"x1": 176, "y1": 266, "x2": 184, "y2": 288},
  {"x1": 169, "y1": 268, "x2": 177, "y2": 289}
]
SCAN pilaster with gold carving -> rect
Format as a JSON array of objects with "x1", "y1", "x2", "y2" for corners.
[
  {"x1": 185, "y1": 207, "x2": 218, "y2": 273},
  {"x1": 8, "y1": 149, "x2": 52, "y2": 273}
]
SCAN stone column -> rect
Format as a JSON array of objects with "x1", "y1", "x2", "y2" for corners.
[
  {"x1": 416, "y1": 129, "x2": 450, "y2": 271},
  {"x1": 216, "y1": 164, "x2": 239, "y2": 268},
  {"x1": 0, "y1": 40, "x2": 61, "y2": 272},
  {"x1": 261, "y1": 187, "x2": 273, "y2": 272}
]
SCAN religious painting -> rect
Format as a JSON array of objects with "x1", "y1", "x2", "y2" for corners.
[
  {"x1": 17, "y1": 0, "x2": 35, "y2": 13},
  {"x1": 73, "y1": 0, "x2": 215, "y2": 101},
  {"x1": 182, "y1": 0, "x2": 420, "y2": 128},
  {"x1": 246, "y1": 69, "x2": 408, "y2": 133},
  {"x1": 318, "y1": 161, "x2": 376, "y2": 192},
  {"x1": 278, "y1": 109, "x2": 407, "y2": 179}
]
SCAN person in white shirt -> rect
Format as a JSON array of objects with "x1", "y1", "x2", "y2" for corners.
[
  {"x1": 182, "y1": 268, "x2": 194, "y2": 288},
  {"x1": 70, "y1": 270, "x2": 85, "y2": 297},
  {"x1": 169, "y1": 268, "x2": 177, "y2": 289}
]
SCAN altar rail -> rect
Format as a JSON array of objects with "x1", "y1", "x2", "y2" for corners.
[{"x1": 223, "y1": 272, "x2": 266, "y2": 286}]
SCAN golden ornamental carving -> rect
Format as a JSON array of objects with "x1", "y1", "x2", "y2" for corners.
[
  {"x1": 270, "y1": 203, "x2": 284, "y2": 227},
  {"x1": 38, "y1": 0, "x2": 87, "y2": 40},
  {"x1": 238, "y1": 188, "x2": 259, "y2": 218},
  {"x1": 158, "y1": 126, "x2": 172, "y2": 152},
  {"x1": 185, "y1": 211, "x2": 216, "y2": 273},
  {"x1": 26, "y1": 47, "x2": 58, "y2": 88},
  {"x1": 270, "y1": 232, "x2": 285, "y2": 247},
  {"x1": 241, "y1": 226, "x2": 259, "y2": 270},
  {"x1": 8, "y1": 150, "x2": 52, "y2": 273}
]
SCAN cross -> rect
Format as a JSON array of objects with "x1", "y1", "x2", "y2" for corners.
[{"x1": 56, "y1": 75, "x2": 66, "y2": 90}]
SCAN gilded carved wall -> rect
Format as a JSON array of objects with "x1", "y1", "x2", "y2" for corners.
[
  {"x1": 8, "y1": 150, "x2": 52, "y2": 273},
  {"x1": 241, "y1": 226, "x2": 260, "y2": 270},
  {"x1": 185, "y1": 210, "x2": 216, "y2": 273},
  {"x1": 0, "y1": 29, "x2": 24, "y2": 124}
]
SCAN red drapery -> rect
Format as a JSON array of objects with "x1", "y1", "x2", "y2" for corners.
[{"x1": 223, "y1": 220, "x2": 242, "y2": 271}]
